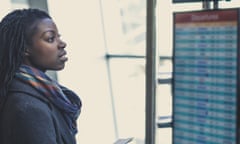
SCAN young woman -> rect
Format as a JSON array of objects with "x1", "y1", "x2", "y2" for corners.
[{"x1": 0, "y1": 8, "x2": 82, "y2": 144}]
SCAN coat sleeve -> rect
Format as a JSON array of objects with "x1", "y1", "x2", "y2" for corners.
[{"x1": 1, "y1": 93, "x2": 58, "y2": 144}]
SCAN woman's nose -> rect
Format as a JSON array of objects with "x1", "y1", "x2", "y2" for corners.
[{"x1": 59, "y1": 39, "x2": 67, "y2": 49}]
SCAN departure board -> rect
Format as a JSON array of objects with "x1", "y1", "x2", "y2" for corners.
[{"x1": 173, "y1": 9, "x2": 240, "y2": 144}]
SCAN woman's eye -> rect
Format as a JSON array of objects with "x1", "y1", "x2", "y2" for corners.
[{"x1": 47, "y1": 37, "x2": 55, "y2": 43}]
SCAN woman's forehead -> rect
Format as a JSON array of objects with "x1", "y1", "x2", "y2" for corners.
[{"x1": 33, "y1": 18, "x2": 58, "y2": 36}]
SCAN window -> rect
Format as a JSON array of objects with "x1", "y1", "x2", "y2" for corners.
[{"x1": 100, "y1": 0, "x2": 146, "y2": 143}]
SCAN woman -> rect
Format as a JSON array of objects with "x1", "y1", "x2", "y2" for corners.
[{"x1": 0, "y1": 8, "x2": 82, "y2": 144}]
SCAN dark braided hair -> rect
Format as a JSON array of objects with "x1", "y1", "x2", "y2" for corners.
[{"x1": 0, "y1": 8, "x2": 51, "y2": 108}]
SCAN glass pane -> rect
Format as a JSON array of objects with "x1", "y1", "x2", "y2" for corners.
[
  {"x1": 109, "y1": 58, "x2": 145, "y2": 143},
  {"x1": 156, "y1": 0, "x2": 202, "y2": 57},
  {"x1": 11, "y1": 0, "x2": 29, "y2": 9},
  {"x1": 156, "y1": 59, "x2": 172, "y2": 143},
  {"x1": 156, "y1": 1, "x2": 202, "y2": 143},
  {"x1": 101, "y1": 0, "x2": 146, "y2": 55},
  {"x1": 157, "y1": 59, "x2": 172, "y2": 116},
  {"x1": 219, "y1": 0, "x2": 240, "y2": 8},
  {"x1": 158, "y1": 59, "x2": 172, "y2": 74},
  {"x1": 157, "y1": 128, "x2": 172, "y2": 144}
]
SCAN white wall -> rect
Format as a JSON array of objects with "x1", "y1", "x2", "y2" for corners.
[{"x1": 47, "y1": 1, "x2": 116, "y2": 143}]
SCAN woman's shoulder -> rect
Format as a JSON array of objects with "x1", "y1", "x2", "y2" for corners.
[
  {"x1": 9, "y1": 78, "x2": 50, "y2": 103},
  {"x1": 5, "y1": 78, "x2": 52, "y2": 114},
  {"x1": 4, "y1": 91, "x2": 51, "y2": 121}
]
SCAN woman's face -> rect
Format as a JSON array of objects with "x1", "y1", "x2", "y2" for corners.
[{"x1": 23, "y1": 18, "x2": 67, "y2": 72}]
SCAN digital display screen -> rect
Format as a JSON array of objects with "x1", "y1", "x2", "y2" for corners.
[{"x1": 173, "y1": 9, "x2": 239, "y2": 144}]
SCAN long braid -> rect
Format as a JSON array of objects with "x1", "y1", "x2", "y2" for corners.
[
  {"x1": 0, "y1": 8, "x2": 51, "y2": 109},
  {"x1": 0, "y1": 13, "x2": 25, "y2": 99}
]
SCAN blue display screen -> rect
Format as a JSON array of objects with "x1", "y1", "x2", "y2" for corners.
[{"x1": 173, "y1": 9, "x2": 239, "y2": 144}]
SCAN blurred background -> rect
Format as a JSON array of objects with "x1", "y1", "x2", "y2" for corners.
[{"x1": 0, "y1": 0, "x2": 239, "y2": 143}]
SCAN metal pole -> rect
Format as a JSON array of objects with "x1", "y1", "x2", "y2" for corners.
[
  {"x1": 145, "y1": 0, "x2": 157, "y2": 143},
  {"x1": 213, "y1": 0, "x2": 219, "y2": 9},
  {"x1": 202, "y1": 0, "x2": 211, "y2": 10}
]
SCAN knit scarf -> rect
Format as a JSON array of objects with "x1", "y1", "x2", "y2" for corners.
[{"x1": 15, "y1": 65, "x2": 82, "y2": 135}]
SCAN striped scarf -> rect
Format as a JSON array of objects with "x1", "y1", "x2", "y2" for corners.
[{"x1": 15, "y1": 65, "x2": 82, "y2": 135}]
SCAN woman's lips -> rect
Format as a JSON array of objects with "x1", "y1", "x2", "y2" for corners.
[{"x1": 59, "y1": 51, "x2": 68, "y2": 62}]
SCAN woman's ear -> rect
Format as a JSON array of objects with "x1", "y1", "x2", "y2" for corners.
[
  {"x1": 24, "y1": 49, "x2": 30, "y2": 56},
  {"x1": 24, "y1": 44, "x2": 31, "y2": 56}
]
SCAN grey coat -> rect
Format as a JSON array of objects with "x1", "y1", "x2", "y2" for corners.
[{"x1": 0, "y1": 78, "x2": 77, "y2": 144}]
